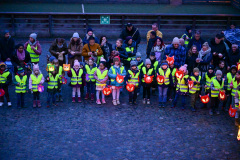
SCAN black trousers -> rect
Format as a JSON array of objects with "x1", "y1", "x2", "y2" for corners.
[
  {"x1": 129, "y1": 87, "x2": 138, "y2": 102},
  {"x1": 0, "y1": 85, "x2": 10, "y2": 102},
  {"x1": 143, "y1": 86, "x2": 150, "y2": 99}
]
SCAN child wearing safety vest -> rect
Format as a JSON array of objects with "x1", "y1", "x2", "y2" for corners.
[
  {"x1": 53, "y1": 58, "x2": 64, "y2": 102},
  {"x1": 226, "y1": 65, "x2": 237, "y2": 111},
  {"x1": 94, "y1": 58, "x2": 108, "y2": 105},
  {"x1": 46, "y1": 56, "x2": 56, "y2": 72},
  {"x1": 141, "y1": 58, "x2": 155, "y2": 105},
  {"x1": 172, "y1": 64, "x2": 189, "y2": 110},
  {"x1": 29, "y1": 64, "x2": 44, "y2": 108},
  {"x1": 67, "y1": 60, "x2": 85, "y2": 103},
  {"x1": 127, "y1": 60, "x2": 140, "y2": 106},
  {"x1": 168, "y1": 57, "x2": 176, "y2": 101},
  {"x1": 189, "y1": 68, "x2": 201, "y2": 112},
  {"x1": 85, "y1": 57, "x2": 97, "y2": 101},
  {"x1": 158, "y1": 60, "x2": 171, "y2": 108},
  {"x1": 108, "y1": 56, "x2": 126, "y2": 106},
  {"x1": 234, "y1": 76, "x2": 240, "y2": 126},
  {"x1": 13, "y1": 67, "x2": 28, "y2": 108},
  {"x1": 135, "y1": 52, "x2": 143, "y2": 95},
  {"x1": 149, "y1": 52, "x2": 159, "y2": 96},
  {"x1": 210, "y1": 70, "x2": 227, "y2": 115},
  {"x1": 46, "y1": 66, "x2": 62, "y2": 107}
]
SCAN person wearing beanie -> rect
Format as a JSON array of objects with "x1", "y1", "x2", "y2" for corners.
[
  {"x1": 46, "y1": 56, "x2": 56, "y2": 72},
  {"x1": 120, "y1": 23, "x2": 141, "y2": 46},
  {"x1": 149, "y1": 52, "x2": 159, "y2": 96},
  {"x1": 210, "y1": 69, "x2": 227, "y2": 115},
  {"x1": 85, "y1": 58, "x2": 97, "y2": 101},
  {"x1": 29, "y1": 64, "x2": 44, "y2": 108},
  {"x1": 189, "y1": 67, "x2": 201, "y2": 112},
  {"x1": 181, "y1": 26, "x2": 192, "y2": 47},
  {"x1": 135, "y1": 52, "x2": 143, "y2": 70},
  {"x1": 167, "y1": 55, "x2": 177, "y2": 102},
  {"x1": 67, "y1": 60, "x2": 85, "y2": 103},
  {"x1": 68, "y1": 32, "x2": 83, "y2": 67},
  {"x1": 233, "y1": 71, "x2": 240, "y2": 126},
  {"x1": 94, "y1": 58, "x2": 108, "y2": 105},
  {"x1": 123, "y1": 36, "x2": 137, "y2": 70},
  {"x1": 13, "y1": 67, "x2": 28, "y2": 108},
  {"x1": 127, "y1": 60, "x2": 140, "y2": 106},
  {"x1": 0, "y1": 30, "x2": 15, "y2": 62},
  {"x1": 83, "y1": 27, "x2": 99, "y2": 45},
  {"x1": 108, "y1": 56, "x2": 126, "y2": 106},
  {"x1": 187, "y1": 30, "x2": 205, "y2": 51},
  {"x1": 172, "y1": 64, "x2": 190, "y2": 110},
  {"x1": 24, "y1": 33, "x2": 42, "y2": 64},
  {"x1": 141, "y1": 58, "x2": 155, "y2": 105},
  {"x1": 157, "y1": 60, "x2": 171, "y2": 108}
]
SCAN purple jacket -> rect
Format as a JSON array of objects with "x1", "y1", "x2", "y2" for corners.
[
  {"x1": 67, "y1": 68, "x2": 86, "y2": 87},
  {"x1": 94, "y1": 67, "x2": 108, "y2": 84}
]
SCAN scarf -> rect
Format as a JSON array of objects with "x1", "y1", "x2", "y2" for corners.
[
  {"x1": 57, "y1": 44, "x2": 63, "y2": 48},
  {"x1": 17, "y1": 50, "x2": 25, "y2": 61},
  {"x1": 198, "y1": 47, "x2": 211, "y2": 60},
  {"x1": 28, "y1": 40, "x2": 37, "y2": 46}
]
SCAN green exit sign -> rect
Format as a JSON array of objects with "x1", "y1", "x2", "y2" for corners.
[{"x1": 100, "y1": 15, "x2": 110, "y2": 24}]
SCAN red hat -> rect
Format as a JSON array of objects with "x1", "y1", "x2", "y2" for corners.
[{"x1": 113, "y1": 56, "x2": 120, "y2": 63}]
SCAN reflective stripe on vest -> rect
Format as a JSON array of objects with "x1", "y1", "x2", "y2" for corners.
[
  {"x1": 27, "y1": 43, "x2": 39, "y2": 63},
  {"x1": 47, "y1": 73, "x2": 59, "y2": 89},
  {"x1": 96, "y1": 69, "x2": 108, "y2": 86},
  {"x1": 141, "y1": 67, "x2": 153, "y2": 82},
  {"x1": 15, "y1": 75, "x2": 27, "y2": 93},
  {"x1": 71, "y1": 68, "x2": 83, "y2": 85},
  {"x1": 236, "y1": 90, "x2": 240, "y2": 108},
  {"x1": 111, "y1": 66, "x2": 124, "y2": 82},
  {"x1": 85, "y1": 65, "x2": 97, "y2": 82},
  {"x1": 181, "y1": 34, "x2": 192, "y2": 46},
  {"x1": 0, "y1": 71, "x2": 10, "y2": 83},
  {"x1": 227, "y1": 72, "x2": 234, "y2": 91},
  {"x1": 58, "y1": 66, "x2": 63, "y2": 75},
  {"x1": 211, "y1": 78, "x2": 224, "y2": 97},
  {"x1": 180, "y1": 75, "x2": 189, "y2": 93},
  {"x1": 128, "y1": 70, "x2": 140, "y2": 86},
  {"x1": 231, "y1": 77, "x2": 240, "y2": 96},
  {"x1": 205, "y1": 73, "x2": 215, "y2": 89},
  {"x1": 30, "y1": 74, "x2": 43, "y2": 92},
  {"x1": 125, "y1": 47, "x2": 134, "y2": 61},
  {"x1": 189, "y1": 76, "x2": 201, "y2": 94},
  {"x1": 158, "y1": 68, "x2": 170, "y2": 85},
  {"x1": 171, "y1": 68, "x2": 177, "y2": 84},
  {"x1": 153, "y1": 61, "x2": 158, "y2": 71}
]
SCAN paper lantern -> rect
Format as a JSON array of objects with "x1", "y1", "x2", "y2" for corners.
[
  {"x1": 166, "y1": 55, "x2": 174, "y2": 65},
  {"x1": 62, "y1": 77, "x2": 67, "y2": 84},
  {"x1": 38, "y1": 85, "x2": 44, "y2": 93},
  {"x1": 157, "y1": 75, "x2": 165, "y2": 84},
  {"x1": 116, "y1": 74, "x2": 124, "y2": 84},
  {"x1": 144, "y1": 75, "x2": 153, "y2": 84},
  {"x1": 63, "y1": 64, "x2": 70, "y2": 71},
  {"x1": 0, "y1": 89, "x2": 5, "y2": 97},
  {"x1": 229, "y1": 105, "x2": 237, "y2": 117},
  {"x1": 103, "y1": 87, "x2": 112, "y2": 96},
  {"x1": 126, "y1": 83, "x2": 135, "y2": 92},
  {"x1": 175, "y1": 70, "x2": 184, "y2": 79},
  {"x1": 200, "y1": 94, "x2": 210, "y2": 104},
  {"x1": 188, "y1": 80, "x2": 194, "y2": 89},
  {"x1": 48, "y1": 65, "x2": 55, "y2": 72},
  {"x1": 218, "y1": 90, "x2": 226, "y2": 101},
  {"x1": 237, "y1": 127, "x2": 240, "y2": 141},
  {"x1": 237, "y1": 62, "x2": 240, "y2": 71}
]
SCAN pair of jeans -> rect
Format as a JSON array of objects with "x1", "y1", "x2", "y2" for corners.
[
  {"x1": 17, "y1": 93, "x2": 25, "y2": 107},
  {"x1": 47, "y1": 92, "x2": 56, "y2": 104},
  {"x1": 173, "y1": 93, "x2": 186, "y2": 107},
  {"x1": 0, "y1": 85, "x2": 10, "y2": 102},
  {"x1": 56, "y1": 84, "x2": 62, "y2": 97},
  {"x1": 87, "y1": 82, "x2": 95, "y2": 94},
  {"x1": 33, "y1": 91, "x2": 40, "y2": 100},
  {"x1": 143, "y1": 86, "x2": 150, "y2": 99},
  {"x1": 129, "y1": 87, "x2": 138, "y2": 102},
  {"x1": 158, "y1": 86, "x2": 168, "y2": 104}
]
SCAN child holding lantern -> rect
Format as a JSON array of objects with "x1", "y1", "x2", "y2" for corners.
[
  {"x1": 167, "y1": 56, "x2": 176, "y2": 101},
  {"x1": 85, "y1": 57, "x2": 97, "y2": 101},
  {"x1": 189, "y1": 68, "x2": 201, "y2": 112},
  {"x1": 53, "y1": 59, "x2": 65, "y2": 102},
  {"x1": 29, "y1": 64, "x2": 44, "y2": 108},
  {"x1": 226, "y1": 65, "x2": 237, "y2": 111}
]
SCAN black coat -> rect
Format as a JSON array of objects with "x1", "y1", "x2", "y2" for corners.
[
  {"x1": 101, "y1": 42, "x2": 113, "y2": 63},
  {"x1": 226, "y1": 49, "x2": 240, "y2": 67},
  {"x1": 209, "y1": 38, "x2": 227, "y2": 67},
  {"x1": 186, "y1": 54, "x2": 198, "y2": 75},
  {"x1": 146, "y1": 36, "x2": 160, "y2": 57},
  {"x1": 120, "y1": 26, "x2": 141, "y2": 45},
  {"x1": 187, "y1": 37, "x2": 205, "y2": 51},
  {"x1": 0, "y1": 36, "x2": 15, "y2": 61},
  {"x1": 11, "y1": 50, "x2": 31, "y2": 73}
]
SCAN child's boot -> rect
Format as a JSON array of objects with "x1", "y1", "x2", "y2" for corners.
[
  {"x1": 7, "y1": 102, "x2": 12, "y2": 107},
  {"x1": 59, "y1": 96, "x2": 63, "y2": 102},
  {"x1": 147, "y1": 99, "x2": 150, "y2": 105},
  {"x1": 112, "y1": 100, "x2": 117, "y2": 106},
  {"x1": 72, "y1": 97, "x2": 76, "y2": 103},
  {"x1": 56, "y1": 95, "x2": 59, "y2": 102},
  {"x1": 37, "y1": 100, "x2": 41, "y2": 108},
  {"x1": 0, "y1": 102, "x2": 3, "y2": 107},
  {"x1": 209, "y1": 109, "x2": 213, "y2": 115},
  {"x1": 78, "y1": 97, "x2": 82, "y2": 103},
  {"x1": 85, "y1": 93, "x2": 89, "y2": 100},
  {"x1": 102, "y1": 98, "x2": 106, "y2": 104},
  {"x1": 162, "y1": 102, "x2": 165, "y2": 108},
  {"x1": 91, "y1": 93, "x2": 94, "y2": 101},
  {"x1": 142, "y1": 98, "x2": 146, "y2": 104},
  {"x1": 116, "y1": 99, "x2": 120, "y2": 105},
  {"x1": 33, "y1": 100, "x2": 36, "y2": 108},
  {"x1": 96, "y1": 99, "x2": 101, "y2": 105}
]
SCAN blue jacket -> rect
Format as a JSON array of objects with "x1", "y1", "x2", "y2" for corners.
[
  {"x1": 123, "y1": 40, "x2": 137, "y2": 59},
  {"x1": 164, "y1": 45, "x2": 186, "y2": 68},
  {"x1": 108, "y1": 65, "x2": 127, "y2": 86}
]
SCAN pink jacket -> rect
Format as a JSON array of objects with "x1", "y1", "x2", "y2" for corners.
[
  {"x1": 94, "y1": 67, "x2": 108, "y2": 83},
  {"x1": 29, "y1": 73, "x2": 45, "y2": 90},
  {"x1": 24, "y1": 40, "x2": 42, "y2": 55}
]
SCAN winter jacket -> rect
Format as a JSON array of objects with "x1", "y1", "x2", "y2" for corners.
[
  {"x1": 151, "y1": 45, "x2": 165, "y2": 62},
  {"x1": 112, "y1": 45, "x2": 128, "y2": 60},
  {"x1": 0, "y1": 69, "x2": 12, "y2": 88},
  {"x1": 82, "y1": 43, "x2": 103, "y2": 61},
  {"x1": 140, "y1": 66, "x2": 155, "y2": 87},
  {"x1": 45, "y1": 73, "x2": 61, "y2": 93},
  {"x1": 123, "y1": 40, "x2": 137, "y2": 59},
  {"x1": 83, "y1": 33, "x2": 100, "y2": 45},
  {"x1": 226, "y1": 48, "x2": 240, "y2": 68},
  {"x1": 29, "y1": 72, "x2": 44, "y2": 90},
  {"x1": 187, "y1": 37, "x2": 205, "y2": 51},
  {"x1": 24, "y1": 40, "x2": 42, "y2": 56},
  {"x1": 108, "y1": 65, "x2": 126, "y2": 87},
  {"x1": 164, "y1": 44, "x2": 186, "y2": 68},
  {"x1": 0, "y1": 36, "x2": 15, "y2": 61},
  {"x1": 209, "y1": 38, "x2": 227, "y2": 67},
  {"x1": 146, "y1": 30, "x2": 163, "y2": 43},
  {"x1": 67, "y1": 68, "x2": 86, "y2": 88},
  {"x1": 197, "y1": 47, "x2": 212, "y2": 72},
  {"x1": 11, "y1": 49, "x2": 31, "y2": 74},
  {"x1": 68, "y1": 37, "x2": 83, "y2": 62},
  {"x1": 13, "y1": 73, "x2": 29, "y2": 90},
  {"x1": 186, "y1": 54, "x2": 198, "y2": 75},
  {"x1": 100, "y1": 42, "x2": 113, "y2": 63},
  {"x1": 146, "y1": 36, "x2": 160, "y2": 57},
  {"x1": 49, "y1": 38, "x2": 68, "y2": 65},
  {"x1": 120, "y1": 26, "x2": 141, "y2": 45}
]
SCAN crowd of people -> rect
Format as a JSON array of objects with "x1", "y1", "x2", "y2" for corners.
[{"x1": 0, "y1": 22, "x2": 240, "y2": 125}]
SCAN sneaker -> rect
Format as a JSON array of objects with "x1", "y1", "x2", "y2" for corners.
[
  {"x1": 85, "y1": 93, "x2": 89, "y2": 100},
  {"x1": 91, "y1": 93, "x2": 94, "y2": 101},
  {"x1": 147, "y1": 99, "x2": 150, "y2": 105},
  {"x1": 209, "y1": 109, "x2": 213, "y2": 115},
  {"x1": 78, "y1": 97, "x2": 82, "y2": 103},
  {"x1": 33, "y1": 101, "x2": 36, "y2": 108},
  {"x1": 113, "y1": 100, "x2": 117, "y2": 106},
  {"x1": 129, "y1": 102, "x2": 133, "y2": 106},
  {"x1": 72, "y1": 97, "x2": 76, "y2": 103},
  {"x1": 96, "y1": 99, "x2": 101, "y2": 105},
  {"x1": 37, "y1": 100, "x2": 41, "y2": 108},
  {"x1": 0, "y1": 102, "x2": 3, "y2": 107},
  {"x1": 7, "y1": 102, "x2": 12, "y2": 107},
  {"x1": 116, "y1": 99, "x2": 120, "y2": 105},
  {"x1": 158, "y1": 102, "x2": 162, "y2": 108},
  {"x1": 102, "y1": 99, "x2": 106, "y2": 104},
  {"x1": 142, "y1": 98, "x2": 146, "y2": 104},
  {"x1": 191, "y1": 107, "x2": 196, "y2": 112}
]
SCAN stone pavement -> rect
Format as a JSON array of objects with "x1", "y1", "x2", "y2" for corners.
[{"x1": 0, "y1": 40, "x2": 240, "y2": 159}]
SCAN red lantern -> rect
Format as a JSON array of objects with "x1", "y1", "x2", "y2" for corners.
[
  {"x1": 126, "y1": 83, "x2": 135, "y2": 92},
  {"x1": 218, "y1": 90, "x2": 226, "y2": 101},
  {"x1": 166, "y1": 55, "x2": 174, "y2": 65},
  {"x1": 38, "y1": 85, "x2": 44, "y2": 93},
  {"x1": 103, "y1": 87, "x2": 112, "y2": 96},
  {"x1": 200, "y1": 94, "x2": 210, "y2": 104},
  {"x1": 0, "y1": 89, "x2": 5, "y2": 97},
  {"x1": 229, "y1": 105, "x2": 237, "y2": 117},
  {"x1": 175, "y1": 70, "x2": 184, "y2": 79},
  {"x1": 144, "y1": 75, "x2": 153, "y2": 84},
  {"x1": 63, "y1": 64, "x2": 70, "y2": 72},
  {"x1": 237, "y1": 62, "x2": 240, "y2": 71},
  {"x1": 116, "y1": 74, "x2": 124, "y2": 84},
  {"x1": 188, "y1": 80, "x2": 194, "y2": 89},
  {"x1": 62, "y1": 77, "x2": 67, "y2": 84},
  {"x1": 157, "y1": 75, "x2": 165, "y2": 84}
]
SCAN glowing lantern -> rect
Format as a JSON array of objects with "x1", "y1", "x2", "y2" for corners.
[
  {"x1": 188, "y1": 80, "x2": 194, "y2": 89},
  {"x1": 175, "y1": 70, "x2": 184, "y2": 79},
  {"x1": 103, "y1": 87, "x2": 112, "y2": 96},
  {"x1": 144, "y1": 75, "x2": 153, "y2": 84},
  {"x1": 229, "y1": 105, "x2": 237, "y2": 117},
  {"x1": 38, "y1": 85, "x2": 44, "y2": 93},
  {"x1": 166, "y1": 55, "x2": 174, "y2": 65},
  {"x1": 116, "y1": 74, "x2": 124, "y2": 84},
  {"x1": 218, "y1": 90, "x2": 226, "y2": 101},
  {"x1": 48, "y1": 65, "x2": 55, "y2": 72},
  {"x1": 126, "y1": 83, "x2": 135, "y2": 92},
  {"x1": 200, "y1": 94, "x2": 210, "y2": 104},
  {"x1": 237, "y1": 127, "x2": 240, "y2": 141},
  {"x1": 63, "y1": 64, "x2": 70, "y2": 71},
  {"x1": 0, "y1": 89, "x2": 5, "y2": 97},
  {"x1": 157, "y1": 75, "x2": 165, "y2": 84},
  {"x1": 62, "y1": 77, "x2": 67, "y2": 84},
  {"x1": 237, "y1": 62, "x2": 240, "y2": 71}
]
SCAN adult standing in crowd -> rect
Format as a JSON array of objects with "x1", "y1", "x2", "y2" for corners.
[
  {"x1": 181, "y1": 26, "x2": 192, "y2": 48},
  {"x1": 123, "y1": 36, "x2": 137, "y2": 69},
  {"x1": 83, "y1": 28, "x2": 100, "y2": 45},
  {"x1": 0, "y1": 30, "x2": 15, "y2": 62},
  {"x1": 186, "y1": 45, "x2": 198, "y2": 75},
  {"x1": 146, "y1": 23, "x2": 163, "y2": 43},
  {"x1": 209, "y1": 33, "x2": 227, "y2": 68},
  {"x1": 100, "y1": 36, "x2": 113, "y2": 68},
  {"x1": 151, "y1": 37, "x2": 165, "y2": 63},
  {"x1": 146, "y1": 31, "x2": 159, "y2": 58},
  {"x1": 164, "y1": 37, "x2": 186, "y2": 68},
  {"x1": 226, "y1": 44, "x2": 240, "y2": 70},
  {"x1": 68, "y1": 32, "x2": 83, "y2": 67},
  {"x1": 24, "y1": 33, "x2": 42, "y2": 64},
  {"x1": 49, "y1": 38, "x2": 68, "y2": 66},
  {"x1": 120, "y1": 23, "x2": 141, "y2": 46},
  {"x1": 187, "y1": 30, "x2": 205, "y2": 52}
]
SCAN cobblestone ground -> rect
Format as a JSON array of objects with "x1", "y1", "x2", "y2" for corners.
[{"x1": 0, "y1": 39, "x2": 240, "y2": 159}]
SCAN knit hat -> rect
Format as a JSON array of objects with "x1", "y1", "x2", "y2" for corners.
[
  {"x1": 89, "y1": 57, "x2": 94, "y2": 62},
  {"x1": 172, "y1": 37, "x2": 180, "y2": 44},
  {"x1": 113, "y1": 56, "x2": 120, "y2": 64},
  {"x1": 4, "y1": 30, "x2": 9, "y2": 35},
  {"x1": 33, "y1": 64, "x2": 39, "y2": 71},
  {"x1": 125, "y1": 36, "x2": 132, "y2": 42},
  {"x1": 195, "y1": 30, "x2": 201, "y2": 35},
  {"x1": 72, "y1": 32, "x2": 80, "y2": 38},
  {"x1": 179, "y1": 64, "x2": 188, "y2": 73},
  {"x1": 136, "y1": 52, "x2": 141, "y2": 58},
  {"x1": 150, "y1": 52, "x2": 155, "y2": 56},
  {"x1": 161, "y1": 60, "x2": 168, "y2": 67},
  {"x1": 215, "y1": 70, "x2": 222, "y2": 76},
  {"x1": 216, "y1": 33, "x2": 224, "y2": 39},
  {"x1": 130, "y1": 60, "x2": 138, "y2": 67},
  {"x1": 0, "y1": 62, "x2": 6, "y2": 68},
  {"x1": 29, "y1": 33, "x2": 37, "y2": 40},
  {"x1": 230, "y1": 65, "x2": 237, "y2": 71},
  {"x1": 99, "y1": 57, "x2": 106, "y2": 66},
  {"x1": 74, "y1": 60, "x2": 80, "y2": 67},
  {"x1": 145, "y1": 58, "x2": 151, "y2": 65},
  {"x1": 17, "y1": 67, "x2": 24, "y2": 74},
  {"x1": 87, "y1": 27, "x2": 93, "y2": 33},
  {"x1": 193, "y1": 67, "x2": 199, "y2": 73},
  {"x1": 203, "y1": 42, "x2": 209, "y2": 48},
  {"x1": 49, "y1": 56, "x2": 56, "y2": 63},
  {"x1": 208, "y1": 65, "x2": 214, "y2": 70}
]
